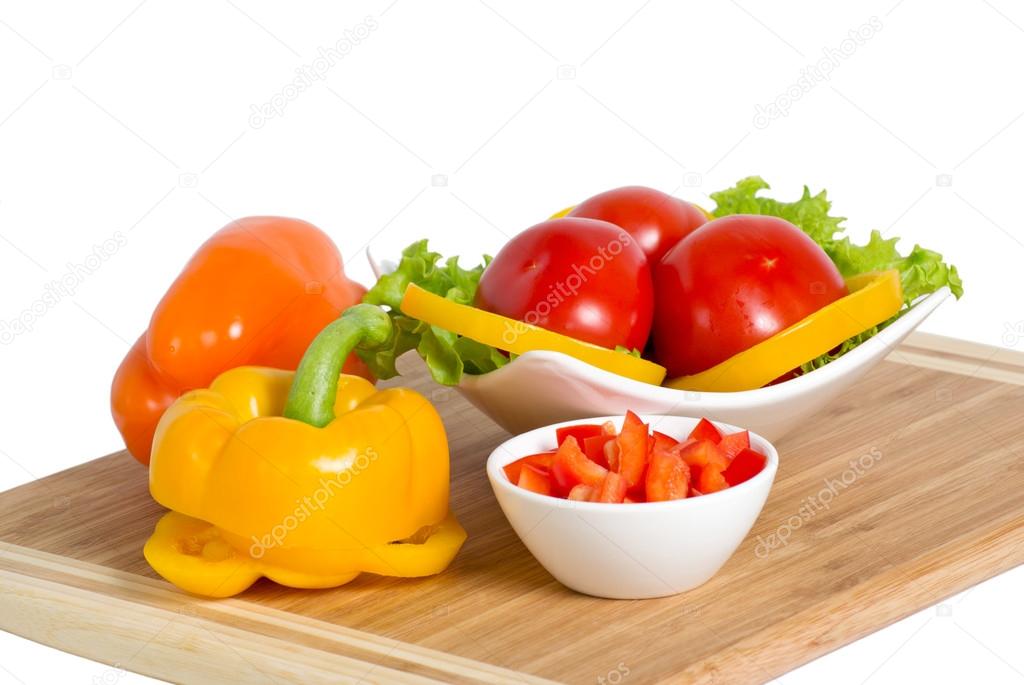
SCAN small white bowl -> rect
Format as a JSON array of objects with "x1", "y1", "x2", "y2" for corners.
[
  {"x1": 369, "y1": 247, "x2": 949, "y2": 442},
  {"x1": 486, "y1": 415, "x2": 778, "y2": 599}
]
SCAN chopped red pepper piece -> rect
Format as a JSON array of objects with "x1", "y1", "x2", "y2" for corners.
[
  {"x1": 517, "y1": 464, "x2": 553, "y2": 495},
  {"x1": 567, "y1": 484, "x2": 596, "y2": 501},
  {"x1": 722, "y1": 448, "x2": 767, "y2": 486},
  {"x1": 676, "y1": 439, "x2": 729, "y2": 471},
  {"x1": 688, "y1": 418, "x2": 723, "y2": 444},
  {"x1": 698, "y1": 464, "x2": 729, "y2": 493},
  {"x1": 650, "y1": 431, "x2": 679, "y2": 456},
  {"x1": 605, "y1": 439, "x2": 620, "y2": 471},
  {"x1": 503, "y1": 452, "x2": 555, "y2": 483},
  {"x1": 552, "y1": 436, "x2": 608, "y2": 493},
  {"x1": 718, "y1": 430, "x2": 750, "y2": 461},
  {"x1": 594, "y1": 472, "x2": 628, "y2": 503},
  {"x1": 645, "y1": 450, "x2": 691, "y2": 502},
  {"x1": 583, "y1": 434, "x2": 615, "y2": 468},
  {"x1": 616, "y1": 411, "x2": 649, "y2": 488},
  {"x1": 556, "y1": 424, "x2": 603, "y2": 446}
]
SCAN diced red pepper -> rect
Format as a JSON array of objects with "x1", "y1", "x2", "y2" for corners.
[
  {"x1": 552, "y1": 436, "x2": 608, "y2": 493},
  {"x1": 688, "y1": 418, "x2": 722, "y2": 444},
  {"x1": 594, "y1": 472, "x2": 628, "y2": 503},
  {"x1": 645, "y1": 451, "x2": 690, "y2": 502},
  {"x1": 503, "y1": 452, "x2": 555, "y2": 483},
  {"x1": 650, "y1": 431, "x2": 679, "y2": 455},
  {"x1": 718, "y1": 430, "x2": 750, "y2": 461},
  {"x1": 615, "y1": 410, "x2": 649, "y2": 488},
  {"x1": 698, "y1": 464, "x2": 729, "y2": 493},
  {"x1": 605, "y1": 439, "x2": 620, "y2": 471},
  {"x1": 689, "y1": 464, "x2": 702, "y2": 489},
  {"x1": 567, "y1": 484, "x2": 595, "y2": 501},
  {"x1": 517, "y1": 464, "x2": 552, "y2": 495},
  {"x1": 676, "y1": 439, "x2": 729, "y2": 471},
  {"x1": 556, "y1": 424, "x2": 604, "y2": 447},
  {"x1": 721, "y1": 448, "x2": 767, "y2": 486},
  {"x1": 583, "y1": 434, "x2": 615, "y2": 468}
]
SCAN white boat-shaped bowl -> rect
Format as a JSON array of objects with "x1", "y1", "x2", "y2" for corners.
[{"x1": 369, "y1": 248, "x2": 949, "y2": 442}]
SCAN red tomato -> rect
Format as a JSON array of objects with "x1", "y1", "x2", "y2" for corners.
[
  {"x1": 653, "y1": 215, "x2": 848, "y2": 377},
  {"x1": 567, "y1": 186, "x2": 708, "y2": 264},
  {"x1": 476, "y1": 217, "x2": 654, "y2": 351}
]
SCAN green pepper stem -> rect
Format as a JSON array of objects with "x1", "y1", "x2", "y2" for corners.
[{"x1": 284, "y1": 304, "x2": 393, "y2": 427}]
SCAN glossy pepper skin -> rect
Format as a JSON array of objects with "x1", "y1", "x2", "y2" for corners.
[
  {"x1": 145, "y1": 367, "x2": 465, "y2": 597},
  {"x1": 111, "y1": 216, "x2": 370, "y2": 465}
]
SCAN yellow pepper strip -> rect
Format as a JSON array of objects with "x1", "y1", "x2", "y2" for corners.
[
  {"x1": 665, "y1": 269, "x2": 904, "y2": 392},
  {"x1": 400, "y1": 284, "x2": 668, "y2": 385},
  {"x1": 146, "y1": 363, "x2": 466, "y2": 598}
]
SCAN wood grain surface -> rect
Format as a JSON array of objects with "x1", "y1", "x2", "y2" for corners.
[{"x1": 1, "y1": 334, "x2": 1022, "y2": 684}]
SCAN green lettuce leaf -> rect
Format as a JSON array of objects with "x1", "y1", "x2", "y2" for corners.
[
  {"x1": 358, "y1": 240, "x2": 506, "y2": 385},
  {"x1": 711, "y1": 176, "x2": 962, "y2": 371}
]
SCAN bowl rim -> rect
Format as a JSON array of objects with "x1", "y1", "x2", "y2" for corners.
[{"x1": 486, "y1": 414, "x2": 779, "y2": 513}]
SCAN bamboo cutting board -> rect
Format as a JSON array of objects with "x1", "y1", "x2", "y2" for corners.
[{"x1": 1, "y1": 332, "x2": 1022, "y2": 684}]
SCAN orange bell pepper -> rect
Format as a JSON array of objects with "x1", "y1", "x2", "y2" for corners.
[{"x1": 110, "y1": 217, "x2": 370, "y2": 465}]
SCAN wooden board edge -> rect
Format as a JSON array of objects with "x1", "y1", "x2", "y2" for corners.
[
  {"x1": 0, "y1": 544, "x2": 555, "y2": 685},
  {"x1": 667, "y1": 517, "x2": 1024, "y2": 684},
  {"x1": 890, "y1": 333, "x2": 1024, "y2": 385}
]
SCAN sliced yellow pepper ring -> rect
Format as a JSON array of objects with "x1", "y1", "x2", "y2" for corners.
[
  {"x1": 400, "y1": 284, "x2": 667, "y2": 385},
  {"x1": 665, "y1": 269, "x2": 904, "y2": 393},
  {"x1": 144, "y1": 510, "x2": 467, "y2": 598}
]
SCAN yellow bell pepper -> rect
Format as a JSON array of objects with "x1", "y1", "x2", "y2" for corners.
[
  {"x1": 665, "y1": 269, "x2": 904, "y2": 392},
  {"x1": 144, "y1": 305, "x2": 466, "y2": 598},
  {"x1": 400, "y1": 283, "x2": 668, "y2": 385}
]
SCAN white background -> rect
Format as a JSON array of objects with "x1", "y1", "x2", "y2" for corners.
[{"x1": 1, "y1": 1, "x2": 1022, "y2": 683}]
